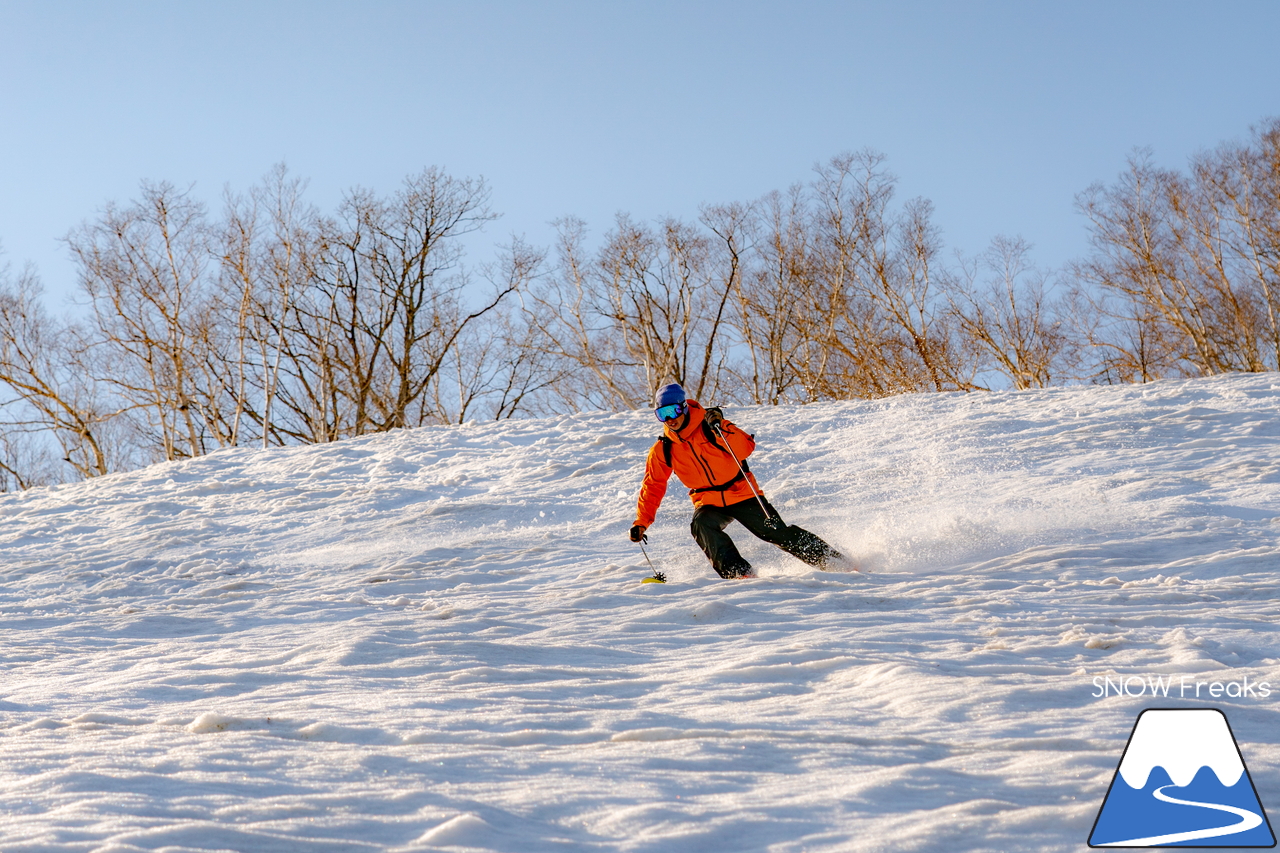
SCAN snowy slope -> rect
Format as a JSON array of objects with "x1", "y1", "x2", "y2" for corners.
[{"x1": 2, "y1": 374, "x2": 1279, "y2": 852}]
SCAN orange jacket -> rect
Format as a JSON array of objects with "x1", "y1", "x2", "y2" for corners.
[{"x1": 633, "y1": 399, "x2": 762, "y2": 528}]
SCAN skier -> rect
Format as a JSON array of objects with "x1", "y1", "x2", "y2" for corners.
[{"x1": 629, "y1": 383, "x2": 845, "y2": 579}]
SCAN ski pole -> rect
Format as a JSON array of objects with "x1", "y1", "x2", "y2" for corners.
[
  {"x1": 711, "y1": 421, "x2": 776, "y2": 526},
  {"x1": 638, "y1": 540, "x2": 666, "y2": 583}
]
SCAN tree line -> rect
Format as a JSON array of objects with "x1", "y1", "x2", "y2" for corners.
[{"x1": 2, "y1": 118, "x2": 1278, "y2": 489}]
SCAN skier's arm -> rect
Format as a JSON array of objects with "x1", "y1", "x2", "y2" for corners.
[
  {"x1": 717, "y1": 418, "x2": 756, "y2": 460},
  {"x1": 633, "y1": 442, "x2": 673, "y2": 529}
]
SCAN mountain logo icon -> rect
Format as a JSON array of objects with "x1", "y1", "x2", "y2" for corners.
[{"x1": 1089, "y1": 708, "x2": 1276, "y2": 847}]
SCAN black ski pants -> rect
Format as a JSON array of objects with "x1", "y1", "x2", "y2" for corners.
[{"x1": 691, "y1": 497, "x2": 836, "y2": 579}]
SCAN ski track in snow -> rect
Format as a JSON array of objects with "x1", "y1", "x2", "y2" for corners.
[{"x1": 1, "y1": 375, "x2": 1279, "y2": 851}]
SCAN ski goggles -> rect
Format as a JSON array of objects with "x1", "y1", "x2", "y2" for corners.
[{"x1": 654, "y1": 401, "x2": 686, "y2": 422}]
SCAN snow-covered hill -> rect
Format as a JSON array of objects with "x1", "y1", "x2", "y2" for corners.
[{"x1": 2, "y1": 375, "x2": 1279, "y2": 852}]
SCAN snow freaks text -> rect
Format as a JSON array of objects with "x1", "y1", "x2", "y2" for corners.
[{"x1": 1092, "y1": 675, "x2": 1272, "y2": 700}]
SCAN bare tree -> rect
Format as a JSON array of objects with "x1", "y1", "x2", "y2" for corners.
[
  {"x1": 1075, "y1": 140, "x2": 1280, "y2": 379},
  {"x1": 1192, "y1": 120, "x2": 1280, "y2": 368},
  {"x1": 525, "y1": 217, "x2": 637, "y2": 409},
  {"x1": 949, "y1": 236, "x2": 1077, "y2": 389},
  {"x1": 21, "y1": 126, "x2": 1280, "y2": 490},
  {"x1": 217, "y1": 164, "x2": 320, "y2": 446},
  {"x1": 597, "y1": 214, "x2": 713, "y2": 398},
  {"x1": 533, "y1": 211, "x2": 742, "y2": 410},
  {"x1": 67, "y1": 181, "x2": 219, "y2": 461},
  {"x1": 728, "y1": 187, "x2": 814, "y2": 404},
  {"x1": 804, "y1": 152, "x2": 973, "y2": 398},
  {"x1": 0, "y1": 263, "x2": 119, "y2": 481},
  {"x1": 436, "y1": 238, "x2": 559, "y2": 422},
  {"x1": 280, "y1": 168, "x2": 517, "y2": 436}
]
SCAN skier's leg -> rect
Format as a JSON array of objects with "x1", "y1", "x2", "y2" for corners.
[
  {"x1": 729, "y1": 498, "x2": 840, "y2": 568},
  {"x1": 690, "y1": 505, "x2": 755, "y2": 579}
]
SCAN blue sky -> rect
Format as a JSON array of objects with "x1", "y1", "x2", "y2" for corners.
[{"x1": 3, "y1": 1, "x2": 1278, "y2": 303}]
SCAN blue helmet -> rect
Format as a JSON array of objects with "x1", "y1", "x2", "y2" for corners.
[
  {"x1": 654, "y1": 383, "x2": 686, "y2": 409},
  {"x1": 653, "y1": 383, "x2": 688, "y2": 422}
]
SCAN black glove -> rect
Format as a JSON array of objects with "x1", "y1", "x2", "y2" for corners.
[
  {"x1": 705, "y1": 406, "x2": 724, "y2": 430},
  {"x1": 629, "y1": 524, "x2": 648, "y2": 543}
]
